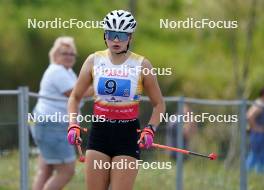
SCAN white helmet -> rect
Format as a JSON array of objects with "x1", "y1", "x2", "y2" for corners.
[{"x1": 103, "y1": 10, "x2": 137, "y2": 33}]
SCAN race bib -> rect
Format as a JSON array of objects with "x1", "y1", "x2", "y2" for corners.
[{"x1": 97, "y1": 77, "x2": 131, "y2": 97}]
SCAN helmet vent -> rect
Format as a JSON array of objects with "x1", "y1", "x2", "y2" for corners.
[
  {"x1": 123, "y1": 23, "x2": 131, "y2": 30},
  {"x1": 113, "y1": 19, "x2": 117, "y2": 28},
  {"x1": 117, "y1": 12, "x2": 124, "y2": 17},
  {"x1": 119, "y1": 20, "x2": 125, "y2": 29},
  {"x1": 106, "y1": 21, "x2": 112, "y2": 29},
  {"x1": 131, "y1": 22, "x2": 136, "y2": 29}
]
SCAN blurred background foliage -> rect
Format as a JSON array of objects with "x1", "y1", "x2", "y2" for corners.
[
  {"x1": 0, "y1": 2, "x2": 263, "y2": 189},
  {"x1": 0, "y1": 0, "x2": 263, "y2": 100}
]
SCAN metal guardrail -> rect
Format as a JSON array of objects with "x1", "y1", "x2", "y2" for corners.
[
  {"x1": 0, "y1": 90, "x2": 20, "y2": 95},
  {"x1": 0, "y1": 89, "x2": 254, "y2": 106}
]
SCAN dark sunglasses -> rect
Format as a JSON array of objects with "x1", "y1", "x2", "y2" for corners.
[
  {"x1": 105, "y1": 30, "x2": 130, "y2": 42},
  {"x1": 59, "y1": 52, "x2": 76, "y2": 57}
]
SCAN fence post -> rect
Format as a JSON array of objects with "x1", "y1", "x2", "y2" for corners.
[
  {"x1": 239, "y1": 99, "x2": 247, "y2": 190},
  {"x1": 176, "y1": 96, "x2": 184, "y2": 190},
  {"x1": 18, "y1": 86, "x2": 29, "y2": 190}
]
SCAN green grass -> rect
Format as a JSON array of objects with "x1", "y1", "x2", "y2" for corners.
[{"x1": 0, "y1": 151, "x2": 263, "y2": 190}]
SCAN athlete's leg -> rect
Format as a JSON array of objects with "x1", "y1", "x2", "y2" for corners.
[
  {"x1": 110, "y1": 156, "x2": 138, "y2": 190},
  {"x1": 42, "y1": 161, "x2": 75, "y2": 190},
  {"x1": 32, "y1": 155, "x2": 53, "y2": 190},
  {"x1": 86, "y1": 150, "x2": 111, "y2": 190}
]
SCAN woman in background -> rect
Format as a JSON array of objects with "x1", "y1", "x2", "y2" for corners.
[{"x1": 31, "y1": 36, "x2": 91, "y2": 190}]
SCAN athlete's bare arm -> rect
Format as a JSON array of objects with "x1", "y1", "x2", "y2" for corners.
[
  {"x1": 68, "y1": 54, "x2": 94, "y2": 123},
  {"x1": 142, "y1": 58, "x2": 165, "y2": 128}
]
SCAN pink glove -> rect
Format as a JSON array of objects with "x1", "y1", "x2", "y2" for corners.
[
  {"x1": 67, "y1": 124, "x2": 82, "y2": 145},
  {"x1": 138, "y1": 126, "x2": 155, "y2": 149}
]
